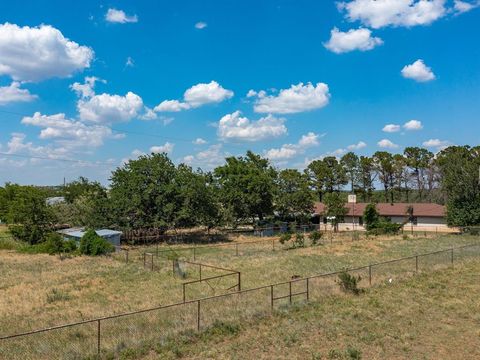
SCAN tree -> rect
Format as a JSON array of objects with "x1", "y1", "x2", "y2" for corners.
[
  {"x1": 174, "y1": 165, "x2": 222, "y2": 232},
  {"x1": 214, "y1": 151, "x2": 276, "y2": 224},
  {"x1": 275, "y1": 169, "x2": 314, "y2": 222},
  {"x1": 403, "y1": 147, "x2": 434, "y2": 201},
  {"x1": 358, "y1": 156, "x2": 376, "y2": 202},
  {"x1": 437, "y1": 146, "x2": 480, "y2": 226},
  {"x1": 63, "y1": 177, "x2": 106, "y2": 203},
  {"x1": 323, "y1": 192, "x2": 348, "y2": 232},
  {"x1": 363, "y1": 203, "x2": 379, "y2": 231},
  {"x1": 340, "y1": 152, "x2": 359, "y2": 193},
  {"x1": 306, "y1": 156, "x2": 347, "y2": 201},
  {"x1": 392, "y1": 154, "x2": 409, "y2": 202},
  {"x1": 373, "y1": 151, "x2": 395, "y2": 204},
  {"x1": 7, "y1": 186, "x2": 55, "y2": 244},
  {"x1": 110, "y1": 153, "x2": 178, "y2": 230}
]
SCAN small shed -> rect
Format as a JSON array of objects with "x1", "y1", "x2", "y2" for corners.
[{"x1": 57, "y1": 228, "x2": 122, "y2": 249}]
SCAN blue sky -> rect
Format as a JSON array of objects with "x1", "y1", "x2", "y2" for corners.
[{"x1": 0, "y1": 0, "x2": 479, "y2": 185}]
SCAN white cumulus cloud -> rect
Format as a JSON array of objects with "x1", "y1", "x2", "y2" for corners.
[
  {"x1": 77, "y1": 92, "x2": 143, "y2": 124},
  {"x1": 217, "y1": 111, "x2": 287, "y2": 142},
  {"x1": 195, "y1": 22, "x2": 208, "y2": 29},
  {"x1": 422, "y1": 138, "x2": 450, "y2": 149},
  {"x1": 0, "y1": 23, "x2": 93, "y2": 82},
  {"x1": 265, "y1": 132, "x2": 321, "y2": 160},
  {"x1": 193, "y1": 138, "x2": 207, "y2": 145},
  {"x1": 401, "y1": 59, "x2": 436, "y2": 82},
  {"x1": 253, "y1": 82, "x2": 330, "y2": 114},
  {"x1": 21, "y1": 112, "x2": 121, "y2": 150},
  {"x1": 347, "y1": 141, "x2": 367, "y2": 150},
  {"x1": 324, "y1": 27, "x2": 383, "y2": 53},
  {"x1": 105, "y1": 8, "x2": 138, "y2": 23},
  {"x1": 454, "y1": 0, "x2": 480, "y2": 13},
  {"x1": 155, "y1": 81, "x2": 234, "y2": 112},
  {"x1": 0, "y1": 82, "x2": 37, "y2": 105},
  {"x1": 337, "y1": 0, "x2": 447, "y2": 29},
  {"x1": 403, "y1": 119, "x2": 423, "y2": 130},
  {"x1": 378, "y1": 139, "x2": 399, "y2": 148},
  {"x1": 150, "y1": 142, "x2": 174, "y2": 154},
  {"x1": 383, "y1": 124, "x2": 401, "y2": 132}
]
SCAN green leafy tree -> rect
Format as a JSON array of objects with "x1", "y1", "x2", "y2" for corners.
[
  {"x1": 306, "y1": 156, "x2": 347, "y2": 201},
  {"x1": 363, "y1": 203, "x2": 379, "y2": 231},
  {"x1": 110, "y1": 153, "x2": 178, "y2": 230},
  {"x1": 358, "y1": 156, "x2": 376, "y2": 202},
  {"x1": 174, "y1": 165, "x2": 222, "y2": 232},
  {"x1": 373, "y1": 151, "x2": 395, "y2": 204},
  {"x1": 214, "y1": 151, "x2": 276, "y2": 225},
  {"x1": 323, "y1": 192, "x2": 348, "y2": 232},
  {"x1": 63, "y1": 177, "x2": 106, "y2": 203},
  {"x1": 404, "y1": 147, "x2": 434, "y2": 201},
  {"x1": 275, "y1": 169, "x2": 314, "y2": 222},
  {"x1": 340, "y1": 152, "x2": 360, "y2": 193},
  {"x1": 437, "y1": 146, "x2": 480, "y2": 226},
  {"x1": 7, "y1": 186, "x2": 55, "y2": 244}
]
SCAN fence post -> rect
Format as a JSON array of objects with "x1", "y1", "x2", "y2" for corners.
[
  {"x1": 97, "y1": 319, "x2": 101, "y2": 355},
  {"x1": 415, "y1": 255, "x2": 419, "y2": 273},
  {"x1": 197, "y1": 300, "x2": 201, "y2": 331},
  {"x1": 235, "y1": 243, "x2": 238, "y2": 256},
  {"x1": 193, "y1": 247, "x2": 196, "y2": 261},
  {"x1": 270, "y1": 285, "x2": 274, "y2": 310},
  {"x1": 172, "y1": 259, "x2": 175, "y2": 275},
  {"x1": 125, "y1": 250, "x2": 129, "y2": 263},
  {"x1": 183, "y1": 283, "x2": 186, "y2": 303},
  {"x1": 451, "y1": 248, "x2": 454, "y2": 267},
  {"x1": 237, "y1": 272, "x2": 241, "y2": 291},
  {"x1": 289, "y1": 281, "x2": 292, "y2": 304},
  {"x1": 272, "y1": 239, "x2": 275, "y2": 251},
  {"x1": 306, "y1": 278, "x2": 309, "y2": 301},
  {"x1": 151, "y1": 254, "x2": 154, "y2": 271},
  {"x1": 143, "y1": 253, "x2": 146, "y2": 268},
  {"x1": 156, "y1": 243, "x2": 159, "y2": 257},
  {"x1": 368, "y1": 265, "x2": 372, "y2": 286},
  {"x1": 199, "y1": 264, "x2": 202, "y2": 280}
]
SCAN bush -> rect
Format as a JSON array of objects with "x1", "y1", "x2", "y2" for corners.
[
  {"x1": 337, "y1": 271, "x2": 362, "y2": 295},
  {"x1": 293, "y1": 233, "x2": 305, "y2": 248},
  {"x1": 79, "y1": 229, "x2": 114, "y2": 256},
  {"x1": 42, "y1": 233, "x2": 77, "y2": 255},
  {"x1": 279, "y1": 232, "x2": 292, "y2": 244},
  {"x1": 367, "y1": 219, "x2": 402, "y2": 236},
  {"x1": 308, "y1": 230, "x2": 322, "y2": 245}
]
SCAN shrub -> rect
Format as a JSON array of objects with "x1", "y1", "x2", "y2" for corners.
[
  {"x1": 367, "y1": 219, "x2": 402, "y2": 236},
  {"x1": 293, "y1": 233, "x2": 305, "y2": 248},
  {"x1": 279, "y1": 232, "x2": 292, "y2": 244},
  {"x1": 79, "y1": 229, "x2": 114, "y2": 256},
  {"x1": 337, "y1": 271, "x2": 362, "y2": 295},
  {"x1": 46, "y1": 288, "x2": 71, "y2": 303},
  {"x1": 42, "y1": 233, "x2": 77, "y2": 255},
  {"x1": 308, "y1": 230, "x2": 322, "y2": 245}
]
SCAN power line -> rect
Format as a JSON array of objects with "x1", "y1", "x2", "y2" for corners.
[
  {"x1": 0, "y1": 152, "x2": 115, "y2": 167},
  {"x1": 0, "y1": 109, "x2": 252, "y2": 150}
]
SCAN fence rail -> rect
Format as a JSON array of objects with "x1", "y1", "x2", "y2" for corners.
[{"x1": 1, "y1": 243, "x2": 480, "y2": 359}]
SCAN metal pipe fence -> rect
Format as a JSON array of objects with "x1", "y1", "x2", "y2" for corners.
[{"x1": 2, "y1": 243, "x2": 480, "y2": 359}]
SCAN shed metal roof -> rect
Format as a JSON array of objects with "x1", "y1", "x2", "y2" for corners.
[{"x1": 57, "y1": 228, "x2": 122, "y2": 238}]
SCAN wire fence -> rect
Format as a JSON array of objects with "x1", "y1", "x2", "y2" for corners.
[{"x1": 2, "y1": 243, "x2": 480, "y2": 359}]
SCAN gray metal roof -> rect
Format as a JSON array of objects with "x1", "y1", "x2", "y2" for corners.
[{"x1": 57, "y1": 228, "x2": 122, "y2": 238}]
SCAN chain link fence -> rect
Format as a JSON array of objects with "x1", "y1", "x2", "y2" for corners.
[{"x1": 2, "y1": 243, "x2": 480, "y2": 359}]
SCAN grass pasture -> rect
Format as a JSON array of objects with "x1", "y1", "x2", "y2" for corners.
[{"x1": 0, "y1": 231, "x2": 479, "y2": 359}]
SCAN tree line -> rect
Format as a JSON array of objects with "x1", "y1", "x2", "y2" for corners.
[{"x1": 1, "y1": 145, "x2": 479, "y2": 244}]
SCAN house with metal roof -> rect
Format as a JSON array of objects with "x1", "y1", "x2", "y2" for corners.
[{"x1": 57, "y1": 228, "x2": 122, "y2": 248}]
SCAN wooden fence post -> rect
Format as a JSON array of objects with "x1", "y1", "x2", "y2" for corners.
[
  {"x1": 97, "y1": 319, "x2": 101, "y2": 355},
  {"x1": 306, "y1": 278, "x2": 309, "y2": 301},
  {"x1": 270, "y1": 285, "x2": 274, "y2": 310},
  {"x1": 368, "y1": 265, "x2": 372, "y2": 286},
  {"x1": 197, "y1": 300, "x2": 201, "y2": 331}
]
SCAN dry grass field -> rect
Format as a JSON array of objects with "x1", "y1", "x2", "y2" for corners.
[
  {"x1": 0, "y1": 231, "x2": 477, "y2": 337},
  {"x1": 137, "y1": 259, "x2": 480, "y2": 360}
]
